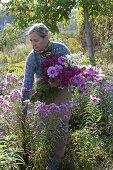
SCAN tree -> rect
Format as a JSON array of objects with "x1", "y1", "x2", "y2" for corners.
[{"x1": 2, "y1": 0, "x2": 113, "y2": 65}]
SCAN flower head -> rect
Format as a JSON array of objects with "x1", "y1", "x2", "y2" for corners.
[
  {"x1": 90, "y1": 95, "x2": 100, "y2": 104},
  {"x1": 47, "y1": 66, "x2": 59, "y2": 78},
  {"x1": 58, "y1": 56, "x2": 66, "y2": 65}
]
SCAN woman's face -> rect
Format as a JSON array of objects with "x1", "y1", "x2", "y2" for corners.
[{"x1": 29, "y1": 32, "x2": 49, "y2": 51}]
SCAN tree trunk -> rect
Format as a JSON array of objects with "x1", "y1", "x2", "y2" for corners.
[{"x1": 83, "y1": 6, "x2": 95, "y2": 65}]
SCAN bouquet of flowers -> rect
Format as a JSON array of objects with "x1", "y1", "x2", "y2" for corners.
[
  {"x1": 39, "y1": 53, "x2": 104, "y2": 92},
  {"x1": 31, "y1": 53, "x2": 104, "y2": 102}
]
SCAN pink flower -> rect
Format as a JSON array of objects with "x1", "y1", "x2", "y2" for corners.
[
  {"x1": 23, "y1": 100, "x2": 30, "y2": 105},
  {"x1": 55, "y1": 64, "x2": 63, "y2": 72},
  {"x1": 58, "y1": 56, "x2": 66, "y2": 65},
  {"x1": 47, "y1": 66, "x2": 59, "y2": 78},
  {"x1": 90, "y1": 95, "x2": 100, "y2": 104}
]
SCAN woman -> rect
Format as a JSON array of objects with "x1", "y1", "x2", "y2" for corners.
[{"x1": 22, "y1": 23, "x2": 71, "y2": 170}]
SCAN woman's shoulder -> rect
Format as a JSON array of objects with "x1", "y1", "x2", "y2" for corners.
[
  {"x1": 51, "y1": 41, "x2": 66, "y2": 48},
  {"x1": 51, "y1": 41, "x2": 71, "y2": 55},
  {"x1": 27, "y1": 50, "x2": 34, "y2": 58},
  {"x1": 26, "y1": 50, "x2": 35, "y2": 60}
]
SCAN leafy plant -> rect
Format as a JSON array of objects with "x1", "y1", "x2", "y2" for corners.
[{"x1": 0, "y1": 135, "x2": 24, "y2": 170}]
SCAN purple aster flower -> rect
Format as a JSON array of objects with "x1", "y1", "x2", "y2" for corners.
[
  {"x1": 71, "y1": 74, "x2": 86, "y2": 86},
  {"x1": 38, "y1": 120, "x2": 45, "y2": 126},
  {"x1": 0, "y1": 98, "x2": 12, "y2": 112},
  {"x1": 69, "y1": 77, "x2": 76, "y2": 85},
  {"x1": 3, "y1": 73, "x2": 18, "y2": 87},
  {"x1": 21, "y1": 87, "x2": 29, "y2": 92},
  {"x1": 48, "y1": 103, "x2": 60, "y2": 113},
  {"x1": 79, "y1": 85, "x2": 90, "y2": 92},
  {"x1": 29, "y1": 88, "x2": 36, "y2": 94},
  {"x1": 68, "y1": 101, "x2": 77, "y2": 108},
  {"x1": 59, "y1": 103, "x2": 69, "y2": 114},
  {"x1": 35, "y1": 101, "x2": 49, "y2": 116},
  {"x1": 23, "y1": 100, "x2": 30, "y2": 105},
  {"x1": 10, "y1": 89, "x2": 22, "y2": 100}
]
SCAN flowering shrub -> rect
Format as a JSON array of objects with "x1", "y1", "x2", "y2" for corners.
[
  {"x1": 0, "y1": 73, "x2": 77, "y2": 169},
  {"x1": 25, "y1": 100, "x2": 77, "y2": 169}
]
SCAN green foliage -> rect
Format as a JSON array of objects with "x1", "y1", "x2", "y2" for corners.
[
  {"x1": 31, "y1": 83, "x2": 59, "y2": 103},
  {"x1": 0, "y1": 24, "x2": 26, "y2": 52},
  {"x1": 4, "y1": 61, "x2": 25, "y2": 78},
  {"x1": 3, "y1": 0, "x2": 113, "y2": 33},
  {"x1": 71, "y1": 128, "x2": 110, "y2": 170},
  {"x1": 3, "y1": 0, "x2": 76, "y2": 32},
  {"x1": 57, "y1": 31, "x2": 83, "y2": 53},
  {"x1": 69, "y1": 91, "x2": 89, "y2": 131},
  {"x1": 1, "y1": 15, "x2": 113, "y2": 169},
  {"x1": 0, "y1": 43, "x2": 31, "y2": 78},
  {"x1": 30, "y1": 112, "x2": 59, "y2": 170},
  {"x1": 0, "y1": 135, "x2": 24, "y2": 170},
  {"x1": 91, "y1": 15, "x2": 113, "y2": 49},
  {"x1": 77, "y1": 0, "x2": 113, "y2": 17},
  {"x1": 68, "y1": 81, "x2": 113, "y2": 169}
]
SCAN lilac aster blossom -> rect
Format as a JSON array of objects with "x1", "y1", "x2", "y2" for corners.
[
  {"x1": 35, "y1": 101, "x2": 49, "y2": 116},
  {"x1": 68, "y1": 101, "x2": 78, "y2": 108},
  {"x1": 79, "y1": 85, "x2": 90, "y2": 92},
  {"x1": 59, "y1": 103, "x2": 69, "y2": 114},
  {"x1": 35, "y1": 101, "x2": 68, "y2": 115},
  {"x1": 38, "y1": 120, "x2": 45, "y2": 126},
  {"x1": 10, "y1": 89, "x2": 22, "y2": 101},
  {"x1": 3, "y1": 73, "x2": 18, "y2": 87},
  {"x1": 21, "y1": 87, "x2": 35, "y2": 93},
  {"x1": 83, "y1": 65, "x2": 97, "y2": 75},
  {"x1": 47, "y1": 66, "x2": 59, "y2": 78},
  {"x1": 5, "y1": 73, "x2": 18, "y2": 82},
  {"x1": 83, "y1": 65, "x2": 105, "y2": 79},
  {"x1": 48, "y1": 103, "x2": 61, "y2": 113},
  {"x1": 21, "y1": 87, "x2": 28, "y2": 92},
  {"x1": 0, "y1": 96, "x2": 12, "y2": 112},
  {"x1": 23, "y1": 99, "x2": 30, "y2": 105},
  {"x1": 71, "y1": 74, "x2": 86, "y2": 86},
  {"x1": 69, "y1": 77, "x2": 76, "y2": 85}
]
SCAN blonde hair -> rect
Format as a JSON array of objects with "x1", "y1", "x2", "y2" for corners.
[{"x1": 28, "y1": 23, "x2": 50, "y2": 38}]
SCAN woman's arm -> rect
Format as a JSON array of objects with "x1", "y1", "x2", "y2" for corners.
[{"x1": 22, "y1": 52, "x2": 36, "y2": 101}]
